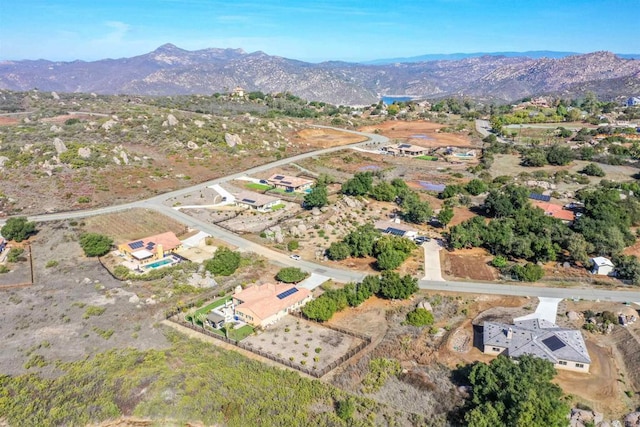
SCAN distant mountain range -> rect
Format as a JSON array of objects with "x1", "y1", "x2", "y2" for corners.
[
  {"x1": 1, "y1": 44, "x2": 639, "y2": 105},
  {"x1": 364, "y1": 51, "x2": 640, "y2": 64}
]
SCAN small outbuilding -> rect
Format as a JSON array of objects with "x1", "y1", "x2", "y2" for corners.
[{"x1": 590, "y1": 256, "x2": 614, "y2": 276}]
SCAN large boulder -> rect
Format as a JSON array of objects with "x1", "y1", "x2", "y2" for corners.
[
  {"x1": 624, "y1": 412, "x2": 640, "y2": 427},
  {"x1": 78, "y1": 147, "x2": 91, "y2": 159},
  {"x1": 53, "y1": 137, "x2": 67, "y2": 154},
  {"x1": 225, "y1": 133, "x2": 242, "y2": 147},
  {"x1": 101, "y1": 119, "x2": 117, "y2": 130},
  {"x1": 167, "y1": 114, "x2": 179, "y2": 127}
]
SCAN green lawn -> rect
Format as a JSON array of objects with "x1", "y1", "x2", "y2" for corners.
[
  {"x1": 245, "y1": 182, "x2": 272, "y2": 191},
  {"x1": 416, "y1": 155, "x2": 438, "y2": 161},
  {"x1": 227, "y1": 324, "x2": 255, "y2": 341},
  {"x1": 186, "y1": 296, "x2": 232, "y2": 324},
  {"x1": 270, "y1": 203, "x2": 286, "y2": 211}
]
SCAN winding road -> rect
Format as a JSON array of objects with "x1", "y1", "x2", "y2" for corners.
[{"x1": 5, "y1": 124, "x2": 640, "y2": 302}]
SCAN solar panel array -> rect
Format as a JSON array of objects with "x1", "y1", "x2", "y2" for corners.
[
  {"x1": 146, "y1": 242, "x2": 155, "y2": 250},
  {"x1": 273, "y1": 175, "x2": 285, "y2": 180},
  {"x1": 242, "y1": 198, "x2": 256, "y2": 204},
  {"x1": 542, "y1": 335, "x2": 566, "y2": 352},
  {"x1": 399, "y1": 143, "x2": 412, "y2": 148},
  {"x1": 529, "y1": 193, "x2": 551, "y2": 202},
  {"x1": 128, "y1": 240, "x2": 144, "y2": 249},
  {"x1": 385, "y1": 227, "x2": 406, "y2": 236},
  {"x1": 282, "y1": 181, "x2": 292, "y2": 185},
  {"x1": 276, "y1": 287, "x2": 299, "y2": 300}
]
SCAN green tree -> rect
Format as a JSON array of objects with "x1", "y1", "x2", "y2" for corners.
[
  {"x1": 437, "y1": 206, "x2": 455, "y2": 228},
  {"x1": 370, "y1": 182, "x2": 397, "y2": 202},
  {"x1": 303, "y1": 184, "x2": 328, "y2": 209},
  {"x1": 401, "y1": 192, "x2": 433, "y2": 224},
  {"x1": 465, "y1": 179, "x2": 488, "y2": 196},
  {"x1": 546, "y1": 144, "x2": 573, "y2": 166},
  {"x1": 441, "y1": 185, "x2": 462, "y2": 199},
  {"x1": 275, "y1": 267, "x2": 308, "y2": 283},
  {"x1": 343, "y1": 224, "x2": 380, "y2": 257},
  {"x1": 341, "y1": 172, "x2": 373, "y2": 196},
  {"x1": 375, "y1": 249, "x2": 405, "y2": 271},
  {"x1": 287, "y1": 240, "x2": 299, "y2": 251},
  {"x1": 405, "y1": 308, "x2": 434, "y2": 326},
  {"x1": 511, "y1": 263, "x2": 544, "y2": 282},
  {"x1": 464, "y1": 355, "x2": 568, "y2": 427},
  {"x1": 378, "y1": 271, "x2": 418, "y2": 299},
  {"x1": 581, "y1": 163, "x2": 605, "y2": 177},
  {"x1": 484, "y1": 185, "x2": 530, "y2": 218},
  {"x1": 521, "y1": 149, "x2": 548, "y2": 167},
  {"x1": 326, "y1": 242, "x2": 351, "y2": 260},
  {"x1": 613, "y1": 255, "x2": 640, "y2": 285},
  {"x1": 1, "y1": 217, "x2": 36, "y2": 242},
  {"x1": 79, "y1": 233, "x2": 113, "y2": 257},
  {"x1": 302, "y1": 296, "x2": 337, "y2": 321},
  {"x1": 204, "y1": 247, "x2": 241, "y2": 276}
]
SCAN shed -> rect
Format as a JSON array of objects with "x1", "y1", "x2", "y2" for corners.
[{"x1": 590, "y1": 257, "x2": 614, "y2": 276}]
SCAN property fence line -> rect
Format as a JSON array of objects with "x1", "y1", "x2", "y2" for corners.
[
  {"x1": 290, "y1": 311, "x2": 373, "y2": 343},
  {"x1": 166, "y1": 308, "x2": 372, "y2": 378},
  {"x1": 0, "y1": 243, "x2": 34, "y2": 290}
]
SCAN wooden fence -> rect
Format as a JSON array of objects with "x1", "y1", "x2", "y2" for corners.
[{"x1": 166, "y1": 307, "x2": 372, "y2": 378}]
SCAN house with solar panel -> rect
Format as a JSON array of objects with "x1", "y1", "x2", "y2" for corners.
[
  {"x1": 374, "y1": 219, "x2": 419, "y2": 239},
  {"x1": 117, "y1": 231, "x2": 183, "y2": 268},
  {"x1": 483, "y1": 319, "x2": 591, "y2": 373},
  {"x1": 267, "y1": 174, "x2": 314, "y2": 192},
  {"x1": 234, "y1": 191, "x2": 282, "y2": 212},
  {"x1": 232, "y1": 283, "x2": 312, "y2": 328},
  {"x1": 382, "y1": 143, "x2": 430, "y2": 157}
]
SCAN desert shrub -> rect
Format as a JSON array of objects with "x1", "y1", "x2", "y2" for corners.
[
  {"x1": 79, "y1": 233, "x2": 113, "y2": 257},
  {"x1": 1, "y1": 217, "x2": 36, "y2": 242},
  {"x1": 275, "y1": 267, "x2": 307, "y2": 283},
  {"x1": 405, "y1": 308, "x2": 434, "y2": 327},
  {"x1": 204, "y1": 247, "x2": 241, "y2": 276},
  {"x1": 287, "y1": 240, "x2": 299, "y2": 251},
  {"x1": 7, "y1": 248, "x2": 25, "y2": 263}
]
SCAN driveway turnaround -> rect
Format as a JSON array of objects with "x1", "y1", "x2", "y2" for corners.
[{"x1": 514, "y1": 297, "x2": 562, "y2": 324}]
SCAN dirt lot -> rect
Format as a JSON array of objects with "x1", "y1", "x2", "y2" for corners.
[
  {"x1": 292, "y1": 127, "x2": 367, "y2": 147},
  {"x1": 441, "y1": 248, "x2": 499, "y2": 281},
  {"x1": 359, "y1": 120, "x2": 476, "y2": 148},
  {"x1": 0, "y1": 222, "x2": 171, "y2": 376},
  {"x1": 82, "y1": 209, "x2": 190, "y2": 243},
  {"x1": 243, "y1": 315, "x2": 364, "y2": 373}
]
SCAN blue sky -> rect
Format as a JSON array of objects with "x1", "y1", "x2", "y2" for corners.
[{"x1": 1, "y1": 0, "x2": 638, "y2": 62}]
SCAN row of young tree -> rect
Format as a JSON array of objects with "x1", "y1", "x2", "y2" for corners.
[
  {"x1": 446, "y1": 184, "x2": 640, "y2": 283},
  {"x1": 302, "y1": 272, "x2": 418, "y2": 322}
]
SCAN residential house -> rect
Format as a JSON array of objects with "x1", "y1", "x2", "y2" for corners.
[
  {"x1": 231, "y1": 86, "x2": 245, "y2": 97},
  {"x1": 233, "y1": 283, "x2": 312, "y2": 328},
  {"x1": 118, "y1": 231, "x2": 182, "y2": 264},
  {"x1": 382, "y1": 143, "x2": 430, "y2": 157},
  {"x1": 626, "y1": 97, "x2": 640, "y2": 107},
  {"x1": 591, "y1": 256, "x2": 615, "y2": 276},
  {"x1": 374, "y1": 219, "x2": 418, "y2": 239},
  {"x1": 267, "y1": 174, "x2": 314, "y2": 192},
  {"x1": 234, "y1": 191, "x2": 282, "y2": 212},
  {"x1": 532, "y1": 201, "x2": 575, "y2": 223},
  {"x1": 483, "y1": 319, "x2": 591, "y2": 373}
]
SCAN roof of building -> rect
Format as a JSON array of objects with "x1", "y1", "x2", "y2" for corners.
[
  {"x1": 529, "y1": 192, "x2": 552, "y2": 202},
  {"x1": 234, "y1": 283, "x2": 311, "y2": 321},
  {"x1": 122, "y1": 231, "x2": 182, "y2": 253},
  {"x1": 385, "y1": 143, "x2": 429, "y2": 153},
  {"x1": 484, "y1": 319, "x2": 591, "y2": 364},
  {"x1": 591, "y1": 256, "x2": 614, "y2": 268},
  {"x1": 267, "y1": 174, "x2": 314, "y2": 188},
  {"x1": 374, "y1": 220, "x2": 418, "y2": 236},
  {"x1": 131, "y1": 249, "x2": 154, "y2": 260},
  {"x1": 532, "y1": 201, "x2": 575, "y2": 222},
  {"x1": 207, "y1": 311, "x2": 226, "y2": 323},
  {"x1": 234, "y1": 191, "x2": 281, "y2": 207}
]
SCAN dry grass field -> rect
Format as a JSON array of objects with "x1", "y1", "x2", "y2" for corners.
[
  {"x1": 82, "y1": 209, "x2": 189, "y2": 243},
  {"x1": 359, "y1": 120, "x2": 476, "y2": 148}
]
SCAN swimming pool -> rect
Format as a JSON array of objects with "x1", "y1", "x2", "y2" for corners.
[{"x1": 145, "y1": 258, "x2": 174, "y2": 269}]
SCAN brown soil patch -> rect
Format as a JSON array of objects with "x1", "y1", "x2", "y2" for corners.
[
  {"x1": 359, "y1": 120, "x2": 474, "y2": 148},
  {"x1": 82, "y1": 209, "x2": 190, "y2": 243},
  {"x1": 441, "y1": 249, "x2": 498, "y2": 281},
  {"x1": 623, "y1": 240, "x2": 640, "y2": 257},
  {"x1": 0, "y1": 116, "x2": 19, "y2": 126},
  {"x1": 40, "y1": 114, "x2": 94, "y2": 124},
  {"x1": 449, "y1": 207, "x2": 477, "y2": 227},
  {"x1": 293, "y1": 128, "x2": 367, "y2": 148}
]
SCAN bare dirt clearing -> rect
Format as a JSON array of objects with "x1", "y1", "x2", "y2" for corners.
[
  {"x1": 82, "y1": 209, "x2": 190, "y2": 243},
  {"x1": 293, "y1": 127, "x2": 367, "y2": 148},
  {"x1": 442, "y1": 248, "x2": 499, "y2": 281},
  {"x1": 359, "y1": 120, "x2": 476, "y2": 148}
]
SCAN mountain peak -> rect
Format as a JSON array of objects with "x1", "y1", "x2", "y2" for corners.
[{"x1": 153, "y1": 43, "x2": 184, "y2": 53}]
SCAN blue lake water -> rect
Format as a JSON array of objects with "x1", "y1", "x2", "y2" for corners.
[{"x1": 381, "y1": 96, "x2": 413, "y2": 105}]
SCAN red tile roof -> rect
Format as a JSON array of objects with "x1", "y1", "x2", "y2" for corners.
[{"x1": 532, "y1": 201, "x2": 575, "y2": 222}]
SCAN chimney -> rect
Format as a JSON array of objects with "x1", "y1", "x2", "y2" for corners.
[{"x1": 506, "y1": 327, "x2": 513, "y2": 340}]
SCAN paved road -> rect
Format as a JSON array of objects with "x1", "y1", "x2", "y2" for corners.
[{"x1": 6, "y1": 123, "x2": 640, "y2": 302}]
